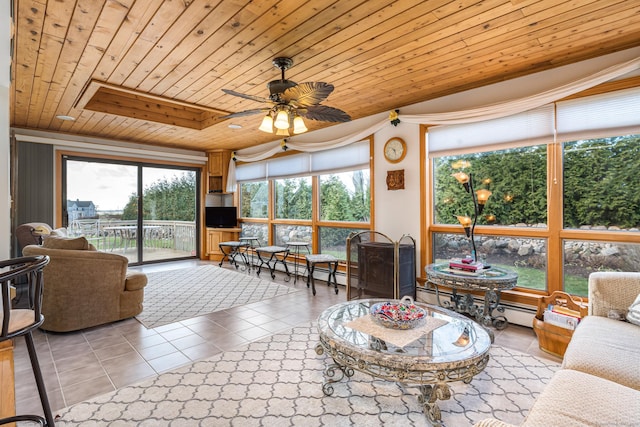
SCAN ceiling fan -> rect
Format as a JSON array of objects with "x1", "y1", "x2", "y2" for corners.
[{"x1": 221, "y1": 57, "x2": 351, "y2": 135}]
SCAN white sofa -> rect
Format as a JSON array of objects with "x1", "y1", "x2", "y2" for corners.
[{"x1": 474, "y1": 272, "x2": 640, "y2": 427}]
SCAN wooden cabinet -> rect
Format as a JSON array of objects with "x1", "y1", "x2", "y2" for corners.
[
  {"x1": 0, "y1": 341, "x2": 15, "y2": 420},
  {"x1": 207, "y1": 150, "x2": 231, "y2": 193},
  {"x1": 206, "y1": 227, "x2": 241, "y2": 261}
]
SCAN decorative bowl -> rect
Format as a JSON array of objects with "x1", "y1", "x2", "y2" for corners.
[{"x1": 370, "y1": 296, "x2": 427, "y2": 330}]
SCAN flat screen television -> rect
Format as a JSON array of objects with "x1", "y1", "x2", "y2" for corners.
[{"x1": 205, "y1": 206, "x2": 238, "y2": 228}]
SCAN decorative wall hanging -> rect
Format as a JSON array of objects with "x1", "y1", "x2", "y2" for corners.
[{"x1": 386, "y1": 169, "x2": 405, "y2": 190}]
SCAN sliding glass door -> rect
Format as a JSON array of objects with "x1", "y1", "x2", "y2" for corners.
[{"x1": 63, "y1": 156, "x2": 199, "y2": 264}]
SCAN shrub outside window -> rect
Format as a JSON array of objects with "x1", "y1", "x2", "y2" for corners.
[
  {"x1": 274, "y1": 177, "x2": 312, "y2": 220},
  {"x1": 319, "y1": 170, "x2": 370, "y2": 222},
  {"x1": 240, "y1": 181, "x2": 268, "y2": 219},
  {"x1": 434, "y1": 145, "x2": 547, "y2": 227},
  {"x1": 563, "y1": 136, "x2": 640, "y2": 231}
]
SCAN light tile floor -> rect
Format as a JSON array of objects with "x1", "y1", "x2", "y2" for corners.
[{"x1": 12, "y1": 259, "x2": 561, "y2": 417}]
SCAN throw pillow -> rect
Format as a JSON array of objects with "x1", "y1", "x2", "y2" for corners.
[
  {"x1": 627, "y1": 294, "x2": 640, "y2": 326},
  {"x1": 50, "y1": 227, "x2": 68, "y2": 237},
  {"x1": 608, "y1": 309, "x2": 627, "y2": 321},
  {"x1": 42, "y1": 235, "x2": 90, "y2": 250}
]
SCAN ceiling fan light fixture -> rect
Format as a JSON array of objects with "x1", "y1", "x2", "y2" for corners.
[
  {"x1": 274, "y1": 109, "x2": 289, "y2": 130},
  {"x1": 221, "y1": 57, "x2": 350, "y2": 134},
  {"x1": 258, "y1": 114, "x2": 273, "y2": 133},
  {"x1": 293, "y1": 115, "x2": 307, "y2": 134}
]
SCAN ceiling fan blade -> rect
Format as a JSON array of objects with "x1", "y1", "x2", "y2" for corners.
[
  {"x1": 219, "y1": 108, "x2": 270, "y2": 119},
  {"x1": 282, "y1": 82, "x2": 334, "y2": 107},
  {"x1": 222, "y1": 88, "x2": 272, "y2": 104},
  {"x1": 300, "y1": 105, "x2": 351, "y2": 122}
]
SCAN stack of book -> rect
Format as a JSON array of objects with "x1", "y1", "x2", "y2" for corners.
[
  {"x1": 449, "y1": 257, "x2": 485, "y2": 273},
  {"x1": 543, "y1": 304, "x2": 582, "y2": 330}
]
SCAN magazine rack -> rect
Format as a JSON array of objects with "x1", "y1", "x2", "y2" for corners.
[{"x1": 532, "y1": 291, "x2": 588, "y2": 357}]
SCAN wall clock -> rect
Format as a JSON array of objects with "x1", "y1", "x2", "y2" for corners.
[{"x1": 383, "y1": 137, "x2": 407, "y2": 163}]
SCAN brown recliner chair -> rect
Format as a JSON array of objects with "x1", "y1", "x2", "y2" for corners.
[
  {"x1": 22, "y1": 235, "x2": 147, "y2": 332},
  {"x1": 15, "y1": 222, "x2": 52, "y2": 254}
]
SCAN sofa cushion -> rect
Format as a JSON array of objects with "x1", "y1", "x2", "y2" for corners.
[
  {"x1": 42, "y1": 235, "x2": 90, "y2": 250},
  {"x1": 562, "y1": 315, "x2": 640, "y2": 390},
  {"x1": 522, "y1": 369, "x2": 640, "y2": 427}
]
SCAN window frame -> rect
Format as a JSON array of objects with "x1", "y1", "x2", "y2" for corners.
[
  {"x1": 423, "y1": 79, "x2": 640, "y2": 306},
  {"x1": 236, "y1": 144, "x2": 374, "y2": 257}
]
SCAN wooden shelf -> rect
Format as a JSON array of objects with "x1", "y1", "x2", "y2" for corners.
[{"x1": 207, "y1": 150, "x2": 231, "y2": 194}]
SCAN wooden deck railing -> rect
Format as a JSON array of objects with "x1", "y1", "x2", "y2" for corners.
[{"x1": 69, "y1": 219, "x2": 197, "y2": 254}]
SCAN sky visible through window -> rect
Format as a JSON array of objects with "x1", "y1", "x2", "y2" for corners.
[{"x1": 66, "y1": 160, "x2": 192, "y2": 211}]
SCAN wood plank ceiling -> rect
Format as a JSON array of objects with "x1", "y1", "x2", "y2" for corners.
[{"x1": 11, "y1": 0, "x2": 640, "y2": 153}]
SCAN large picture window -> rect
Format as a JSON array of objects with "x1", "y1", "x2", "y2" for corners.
[
  {"x1": 434, "y1": 145, "x2": 547, "y2": 227},
  {"x1": 430, "y1": 136, "x2": 640, "y2": 296},
  {"x1": 563, "y1": 136, "x2": 640, "y2": 230},
  {"x1": 235, "y1": 142, "x2": 372, "y2": 258},
  {"x1": 561, "y1": 134, "x2": 640, "y2": 295},
  {"x1": 245, "y1": 171, "x2": 371, "y2": 256}
]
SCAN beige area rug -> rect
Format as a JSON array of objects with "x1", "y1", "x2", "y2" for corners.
[
  {"x1": 54, "y1": 323, "x2": 559, "y2": 426},
  {"x1": 135, "y1": 265, "x2": 300, "y2": 329}
]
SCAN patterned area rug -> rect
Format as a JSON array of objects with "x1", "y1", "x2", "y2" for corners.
[
  {"x1": 135, "y1": 265, "x2": 300, "y2": 328},
  {"x1": 55, "y1": 323, "x2": 559, "y2": 426}
]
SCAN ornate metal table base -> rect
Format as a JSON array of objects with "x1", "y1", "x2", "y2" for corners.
[
  {"x1": 426, "y1": 263, "x2": 518, "y2": 333},
  {"x1": 436, "y1": 287, "x2": 509, "y2": 330},
  {"x1": 315, "y1": 338, "x2": 490, "y2": 425}
]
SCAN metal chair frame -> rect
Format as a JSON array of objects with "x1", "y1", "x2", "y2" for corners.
[{"x1": 1, "y1": 255, "x2": 55, "y2": 426}]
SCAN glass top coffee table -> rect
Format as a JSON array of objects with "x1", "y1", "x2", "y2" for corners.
[{"x1": 315, "y1": 299, "x2": 491, "y2": 425}]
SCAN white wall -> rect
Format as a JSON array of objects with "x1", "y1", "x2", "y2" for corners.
[
  {"x1": 372, "y1": 122, "x2": 422, "y2": 244},
  {"x1": 1, "y1": 3, "x2": 11, "y2": 260}
]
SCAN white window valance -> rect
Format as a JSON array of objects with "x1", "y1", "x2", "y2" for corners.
[
  {"x1": 428, "y1": 104, "x2": 556, "y2": 156},
  {"x1": 556, "y1": 86, "x2": 640, "y2": 142},
  {"x1": 235, "y1": 140, "x2": 370, "y2": 183},
  {"x1": 428, "y1": 86, "x2": 640, "y2": 156}
]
